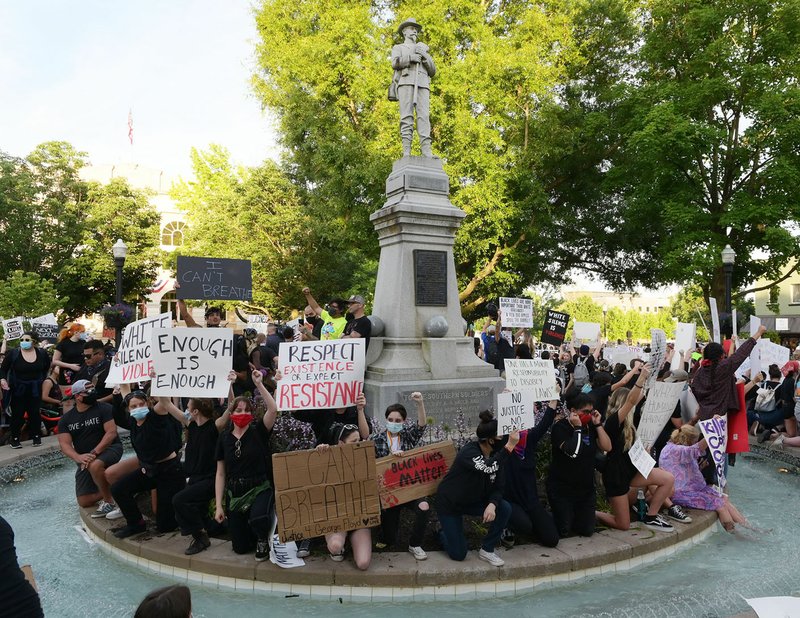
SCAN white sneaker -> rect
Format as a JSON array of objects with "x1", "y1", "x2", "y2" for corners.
[
  {"x1": 478, "y1": 548, "x2": 505, "y2": 567},
  {"x1": 770, "y1": 434, "x2": 786, "y2": 450},
  {"x1": 105, "y1": 507, "x2": 124, "y2": 520},
  {"x1": 91, "y1": 501, "x2": 115, "y2": 518},
  {"x1": 643, "y1": 515, "x2": 674, "y2": 532},
  {"x1": 408, "y1": 545, "x2": 427, "y2": 560},
  {"x1": 329, "y1": 551, "x2": 345, "y2": 562}
]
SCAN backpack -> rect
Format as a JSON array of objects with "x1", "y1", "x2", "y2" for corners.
[
  {"x1": 485, "y1": 336, "x2": 499, "y2": 366},
  {"x1": 573, "y1": 357, "x2": 590, "y2": 388},
  {"x1": 755, "y1": 382, "x2": 777, "y2": 412}
]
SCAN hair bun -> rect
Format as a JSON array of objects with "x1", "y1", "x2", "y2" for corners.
[{"x1": 478, "y1": 410, "x2": 494, "y2": 423}]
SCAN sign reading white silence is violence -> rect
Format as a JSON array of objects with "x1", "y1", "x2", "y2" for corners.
[{"x1": 107, "y1": 313, "x2": 173, "y2": 384}]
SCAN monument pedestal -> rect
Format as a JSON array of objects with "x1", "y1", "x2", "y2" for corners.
[{"x1": 365, "y1": 156, "x2": 503, "y2": 428}]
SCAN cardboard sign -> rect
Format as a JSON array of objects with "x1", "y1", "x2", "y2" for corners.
[
  {"x1": 709, "y1": 298, "x2": 720, "y2": 343},
  {"x1": 572, "y1": 321, "x2": 601, "y2": 347},
  {"x1": 31, "y1": 320, "x2": 59, "y2": 344},
  {"x1": 150, "y1": 327, "x2": 234, "y2": 398},
  {"x1": 375, "y1": 441, "x2": 456, "y2": 509},
  {"x1": 176, "y1": 256, "x2": 253, "y2": 301},
  {"x1": 628, "y1": 438, "x2": 655, "y2": 479},
  {"x1": 671, "y1": 322, "x2": 696, "y2": 370},
  {"x1": 698, "y1": 414, "x2": 728, "y2": 491},
  {"x1": 107, "y1": 313, "x2": 173, "y2": 384},
  {"x1": 496, "y1": 390, "x2": 537, "y2": 434},
  {"x1": 272, "y1": 442, "x2": 381, "y2": 542},
  {"x1": 646, "y1": 328, "x2": 666, "y2": 389},
  {"x1": 499, "y1": 297, "x2": 533, "y2": 328},
  {"x1": 1, "y1": 317, "x2": 24, "y2": 340},
  {"x1": 504, "y1": 359, "x2": 559, "y2": 401},
  {"x1": 541, "y1": 309, "x2": 569, "y2": 346},
  {"x1": 276, "y1": 339, "x2": 366, "y2": 411},
  {"x1": 636, "y1": 381, "x2": 685, "y2": 449}
]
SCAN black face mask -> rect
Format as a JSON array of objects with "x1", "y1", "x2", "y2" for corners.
[
  {"x1": 80, "y1": 390, "x2": 100, "y2": 405},
  {"x1": 305, "y1": 316, "x2": 318, "y2": 326},
  {"x1": 325, "y1": 305, "x2": 341, "y2": 317},
  {"x1": 489, "y1": 436, "x2": 508, "y2": 452}
]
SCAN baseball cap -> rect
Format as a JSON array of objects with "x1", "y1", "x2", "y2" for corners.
[
  {"x1": 345, "y1": 295, "x2": 366, "y2": 305},
  {"x1": 65, "y1": 379, "x2": 93, "y2": 398},
  {"x1": 665, "y1": 369, "x2": 689, "y2": 383}
]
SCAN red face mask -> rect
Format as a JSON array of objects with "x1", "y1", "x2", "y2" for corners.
[
  {"x1": 578, "y1": 413, "x2": 593, "y2": 426},
  {"x1": 231, "y1": 413, "x2": 254, "y2": 428}
]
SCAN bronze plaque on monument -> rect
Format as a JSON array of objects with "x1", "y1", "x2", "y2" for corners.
[{"x1": 414, "y1": 249, "x2": 447, "y2": 306}]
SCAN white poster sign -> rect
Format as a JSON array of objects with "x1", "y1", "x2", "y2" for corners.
[
  {"x1": 734, "y1": 356, "x2": 751, "y2": 380},
  {"x1": 572, "y1": 321, "x2": 601, "y2": 347},
  {"x1": 499, "y1": 297, "x2": 533, "y2": 328},
  {"x1": 150, "y1": 327, "x2": 234, "y2": 398},
  {"x1": 749, "y1": 315, "x2": 761, "y2": 337},
  {"x1": 276, "y1": 339, "x2": 366, "y2": 411},
  {"x1": 504, "y1": 359, "x2": 559, "y2": 401},
  {"x1": 731, "y1": 308, "x2": 738, "y2": 338},
  {"x1": 496, "y1": 390, "x2": 537, "y2": 434},
  {"x1": 31, "y1": 313, "x2": 58, "y2": 325},
  {"x1": 636, "y1": 381, "x2": 685, "y2": 449},
  {"x1": 754, "y1": 340, "x2": 790, "y2": 374},
  {"x1": 607, "y1": 345, "x2": 643, "y2": 368},
  {"x1": 709, "y1": 298, "x2": 721, "y2": 343},
  {"x1": 107, "y1": 313, "x2": 173, "y2": 384},
  {"x1": 646, "y1": 329, "x2": 666, "y2": 389},
  {"x1": 269, "y1": 533, "x2": 305, "y2": 569},
  {"x1": 1, "y1": 317, "x2": 24, "y2": 340},
  {"x1": 744, "y1": 596, "x2": 800, "y2": 617},
  {"x1": 698, "y1": 415, "x2": 728, "y2": 490},
  {"x1": 671, "y1": 322, "x2": 696, "y2": 371},
  {"x1": 628, "y1": 438, "x2": 655, "y2": 479},
  {"x1": 679, "y1": 385, "x2": 699, "y2": 423}
]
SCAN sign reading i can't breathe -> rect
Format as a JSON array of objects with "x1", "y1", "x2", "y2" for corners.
[{"x1": 176, "y1": 256, "x2": 253, "y2": 301}]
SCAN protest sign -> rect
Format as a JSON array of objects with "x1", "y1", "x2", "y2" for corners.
[
  {"x1": 150, "y1": 327, "x2": 234, "y2": 398},
  {"x1": 499, "y1": 297, "x2": 533, "y2": 328},
  {"x1": 636, "y1": 381, "x2": 685, "y2": 449},
  {"x1": 31, "y1": 313, "x2": 57, "y2": 325},
  {"x1": 731, "y1": 308, "x2": 738, "y2": 337},
  {"x1": 375, "y1": 441, "x2": 456, "y2": 509},
  {"x1": 276, "y1": 339, "x2": 366, "y2": 411},
  {"x1": 646, "y1": 329, "x2": 666, "y2": 389},
  {"x1": 698, "y1": 415, "x2": 728, "y2": 491},
  {"x1": 541, "y1": 309, "x2": 569, "y2": 346},
  {"x1": 606, "y1": 345, "x2": 643, "y2": 368},
  {"x1": 176, "y1": 256, "x2": 253, "y2": 301},
  {"x1": 572, "y1": 321, "x2": 601, "y2": 347},
  {"x1": 107, "y1": 313, "x2": 173, "y2": 384},
  {"x1": 751, "y1": 340, "x2": 790, "y2": 380},
  {"x1": 272, "y1": 442, "x2": 381, "y2": 542},
  {"x1": 496, "y1": 390, "x2": 537, "y2": 434},
  {"x1": 504, "y1": 359, "x2": 559, "y2": 401},
  {"x1": 268, "y1": 532, "x2": 304, "y2": 569},
  {"x1": 734, "y1": 356, "x2": 751, "y2": 380},
  {"x1": 628, "y1": 439, "x2": 655, "y2": 479},
  {"x1": 31, "y1": 315, "x2": 59, "y2": 344},
  {"x1": 749, "y1": 315, "x2": 761, "y2": 337},
  {"x1": 679, "y1": 385, "x2": 699, "y2": 423},
  {"x1": 709, "y1": 298, "x2": 721, "y2": 343},
  {"x1": 671, "y1": 322, "x2": 696, "y2": 371},
  {"x1": 1, "y1": 317, "x2": 24, "y2": 340},
  {"x1": 744, "y1": 596, "x2": 800, "y2": 617}
]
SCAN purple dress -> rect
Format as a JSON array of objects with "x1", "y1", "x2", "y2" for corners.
[{"x1": 658, "y1": 442, "x2": 724, "y2": 510}]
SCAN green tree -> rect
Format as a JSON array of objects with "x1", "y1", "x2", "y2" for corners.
[{"x1": 0, "y1": 271, "x2": 64, "y2": 318}]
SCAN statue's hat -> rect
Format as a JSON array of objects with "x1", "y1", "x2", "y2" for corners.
[{"x1": 397, "y1": 18, "x2": 422, "y2": 35}]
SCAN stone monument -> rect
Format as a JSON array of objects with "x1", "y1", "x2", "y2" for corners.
[{"x1": 364, "y1": 19, "x2": 504, "y2": 429}]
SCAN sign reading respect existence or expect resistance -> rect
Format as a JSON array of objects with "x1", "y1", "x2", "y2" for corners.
[
  {"x1": 176, "y1": 256, "x2": 253, "y2": 301},
  {"x1": 499, "y1": 297, "x2": 533, "y2": 328},
  {"x1": 150, "y1": 327, "x2": 234, "y2": 398},
  {"x1": 375, "y1": 441, "x2": 456, "y2": 509},
  {"x1": 276, "y1": 339, "x2": 366, "y2": 411},
  {"x1": 107, "y1": 313, "x2": 173, "y2": 385},
  {"x1": 273, "y1": 442, "x2": 381, "y2": 542}
]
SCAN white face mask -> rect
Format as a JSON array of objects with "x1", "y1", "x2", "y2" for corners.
[{"x1": 386, "y1": 420, "x2": 404, "y2": 434}]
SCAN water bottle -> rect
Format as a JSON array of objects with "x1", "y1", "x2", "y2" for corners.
[{"x1": 636, "y1": 489, "x2": 647, "y2": 522}]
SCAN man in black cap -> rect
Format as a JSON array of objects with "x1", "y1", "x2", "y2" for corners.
[{"x1": 342, "y1": 294, "x2": 372, "y2": 351}]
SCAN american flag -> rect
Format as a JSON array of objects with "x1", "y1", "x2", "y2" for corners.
[{"x1": 128, "y1": 109, "x2": 133, "y2": 145}]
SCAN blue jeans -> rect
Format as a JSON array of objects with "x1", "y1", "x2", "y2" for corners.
[{"x1": 437, "y1": 499, "x2": 511, "y2": 561}]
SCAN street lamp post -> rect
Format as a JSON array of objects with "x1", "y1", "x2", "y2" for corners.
[
  {"x1": 602, "y1": 304, "x2": 608, "y2": 340},
  {"x1": 721, "y1": 244, "x2": 735, "y2": 339},
  {"x1": 112, "y1": 239, "x2": 128, "y2": 348}
]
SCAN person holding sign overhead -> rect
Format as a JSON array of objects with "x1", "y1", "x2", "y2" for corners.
[
  {"x1": 435, "y1": 411, "x2": 519, "y2": 567},
  {"x1": 175, "y1": 280, "x2": 223, "y2": 328}
]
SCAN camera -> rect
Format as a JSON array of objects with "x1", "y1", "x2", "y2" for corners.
[{"x1": 486, "y1": 302, "x2": 499, "y2": 320}]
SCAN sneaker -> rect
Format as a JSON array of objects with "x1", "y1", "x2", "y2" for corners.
[
  {"x1": 185, "y1": 532, "x2": 211, "y2": 556},
  {"x1": 643, "y1": 514, "x2": 674, "y2": 532},
  {"x1": 295, "y1": 538, "x2": 311, "y2": 558},
  {"x1": 664, "y1": 505, "x2": 692, "y2": 524},
  {"x1": 329, "y1": 551, "x2": 345, "y2": 562},
  {"x1": 105, "y1": 507, "x2": 124, "y2": 520},
  {"x1": 758, "y1": 428, "x2": 772, "y2": 444},
  {"x1": 9, "y1": 438, "x2": 22, "y2": 449},
  {"x1": 255, "y1": 539, "x2": 269, "y2": 562},
  {"x1": 91, "y1": 501, "x2": 116, "y2": 518},
  {"x1": 32, "y1": 436, "x2": 42, "y2": 447},
  {"x1": 771, "y1": 434, "x2": 786, "y2": 450},
  {"x1": 500, "y1": 528, "x2": 515, "y2": 549},
  {"x1": 113, "y1": 521, "x2": 146, "y2": 539},
  {"x1": 408, "y1": 545, "x2": 428, "y2": 560},
  {"x1": 478, "y1": 548, "x2": 505, "y2": 567}
]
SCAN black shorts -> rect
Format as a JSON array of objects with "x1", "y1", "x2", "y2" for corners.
[
  {"x1": 75, "y1": 443, "x2": 123, "y2": 497},
  {"x1": 602, "y1": 459, "x2": 638, "y2": 498}
]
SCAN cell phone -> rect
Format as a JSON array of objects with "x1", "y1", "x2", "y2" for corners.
[{"x1": 299, "y1": 317, "x2": 305, "y2": 326}]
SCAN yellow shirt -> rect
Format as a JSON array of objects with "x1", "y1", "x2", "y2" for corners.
[{"x1": 319, "y1": 310, "x2": 347, "y2": 340}]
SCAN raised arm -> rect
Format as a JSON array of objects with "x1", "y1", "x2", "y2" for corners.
[
  {"x1": 253, "y1": 370, "x2": 278, "y2": 431},
  {"x1": 355, "y1": 393, "x2": 370, "y2": 440},
  {"x1": 156, "y1": 396, "x2": 188, "y2": 426},
  {"x1": 302, "y1": 287, "x2": 322, "y2": 317},
  {"x1": 409, "y1": 391, "x2": 427, "y2": 427},
  {"x1": 617, "y1": 364, "x2": 651, "y2": 424}
]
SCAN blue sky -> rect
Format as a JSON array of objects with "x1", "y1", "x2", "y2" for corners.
[{"x1": 0, "y1": 1, "x2": 279, "y2": 179}]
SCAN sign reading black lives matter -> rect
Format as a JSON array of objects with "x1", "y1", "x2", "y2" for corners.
[
  {"x1": 176, "y1": 256, "x2": 253, "y2": 301},
  {"x1": 541, "y1": 309, "x2": 569, "y2": 346}
]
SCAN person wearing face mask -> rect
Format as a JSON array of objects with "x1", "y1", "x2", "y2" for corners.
[
  {"x1": 73, "y1": 340, "x2": 113, "y2": 403},
  {"x1": 214, "y1": 379, "x2": 279, "y2": 561},
  {"x1": 52, "y1": 323, "x2": 87, "y2": 397},
  {"x1": 57, "y1": 379, "x2": 123, "y2": 511},
  {"x1": 299, "y1": 305, "x2": 324, "y2": 341},
  {"x1": 1, "y1": 332, "x2": 51, "y2": 448},
  {"x1": 370, "y1": 393, "x2": 429, "y2": 559},
  {"x1": 435, "y1": 411, "x2": 520, "y2": 566},
  {"x1": 110, "y1": 387, "x2": 187, "y2": 538},
  {"x1": 302, "y1": 286, "x2": 347, "y2": 340}
]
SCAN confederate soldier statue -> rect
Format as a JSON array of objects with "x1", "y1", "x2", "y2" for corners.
[{"x1": 390, "y1": 18, "x2": 437, "y2": 157}]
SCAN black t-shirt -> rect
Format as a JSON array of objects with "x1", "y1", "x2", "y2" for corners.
[
  {"x1": 291, "y1": 407, "x2": 369, "y2": 445},
  {"x1": 0, "y1": 349, "x2": 50, "y2": 384},
  {"x1": 216, "y1": 422, "x2": 273, "y2": 483},
  {"x1": 55, "y1": 338, "x2": 84, "y2": 366},
  {"x1": 0, "y1": 516, "x2": 44, "y2": 618},
  {"x1": 590, "y1": 384, "x2": 613, "y2": 418},
  {"x1": 130, "y1": 412, "x2": 182, "y2": 465},
  {"x1": 343, "y1": 316, "x2": 371, "y2": 351},
  {"x1": 602, "y1": 413, "x2": 637, "y2": 486},
  {"x1": 74, "y1": 360, "x2": 112, "y2": 398},
  {"x1": 493, "y1": 337, "x2": 515, "y2": 372},
  {"x1": 548, "y1": 418, "x2": 598, "y2": 490},
  {"x1": 57, "y1": 403, "x2": 119, "y2": 454},
  {"x1": 184, "y1": 420, "x2": 219, "y2": 479}
]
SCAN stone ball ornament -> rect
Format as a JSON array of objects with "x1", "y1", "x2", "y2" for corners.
[
  {"x1": 368, "y1": 315, "x2": 385, "y2": 337},
  {"x1": 424, "y1": 315, "x2": 449, "y2": 338}
]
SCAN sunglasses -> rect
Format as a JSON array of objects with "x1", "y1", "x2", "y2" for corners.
[
  {"x1": 337, "y1": 423, "x2": 358, "y2": 443},
  {"x1": 20, "y1": 338, "x2": 33, "y2": 342},
  {"x1": 83, "y1": 353, "x2": 97, "y2": 359},
  {"x1": 234, "y1": 438, "x2": 242, "y2": 459}
]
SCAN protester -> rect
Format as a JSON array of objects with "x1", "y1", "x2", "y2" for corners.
[
  {"x1": 176, "y1": 283, "x2": 223, "y2": 328},
  {"x1": 746, "y1": 364, "x2": 783, "y2": 441},
  {"x1": 0, "y1": 515, "x2": 44, "y2": 618},
  {"x1": 52, "y1": 323, "x2": 86, "y2": 389},
  {"x1": 110, "y1": 387, "x2": 186, "y2": 538},
  {"x1": 40, "y1": 366, "x2": 63, "y2": 435},
  {"x1": 370, "y1": 392, "x2": 429, "y2": 560},
  {"x1": 658, "y1": 424, "x2": 748, "y2": 532},
  {"x1": 342, "y1": 294, "x2": 372, "y2": 350},
  {"x1": 73, "y1": 340, "x2": 113, "y2": 403},
  {"x1": 547, "y1": 393, "x2": 610, "y2": 538},
  {"x1": 435, "y1": 411, "x2": 519, "y2": 566},
  {"x1": 134, "y1": 585, "x2": 191, "y2": 618},
  {"x1": 292, "y1": 393, "x2": 371, "y2": 446},
  {"x1": 1, "y1": 332, "x2": 51, "y2": 448},
  {"x1": 214, "y1": 380, "x2": 279, "y2": 560},
  {"x1": 318, "y1": 416, "x2": 372, "y2": 569},
  {"x1": 488, "y1": 310, "x2": 515, "y2": 373},
  {"x1": 56, "y1": 380, "x2": 123, "y2": 513},
  {"x1": 299, "y1": 305, "x2": 324, "y2": 341},
  {"x1": 302, "y1": 287, "x2": 347, "y2": 340}
]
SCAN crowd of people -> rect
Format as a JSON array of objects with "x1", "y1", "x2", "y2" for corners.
[{"x1": 0, "y1": 290, "x2": 790, "y2": 577}]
